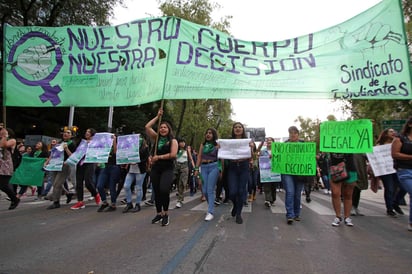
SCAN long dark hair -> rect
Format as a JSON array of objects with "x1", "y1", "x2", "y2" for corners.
[
  {"x1": 400, "y1": 117, "x2": 412, "y2": 136},
  {"x1": 202, "y1": 128, "x2": 218, "y2": 146},
  {"x1": 160, "y1": 121, "x2": 175, "y2": 140},
  {"x1": 376, "y1": 128, "x2": 394, "y2": 145},
  {"x1": 231, "y1": 122, "x2": 246, "y2": 139}
]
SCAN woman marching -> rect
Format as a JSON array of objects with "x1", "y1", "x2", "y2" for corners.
[
  {"x1": 145, "y1": 108, "x2": 178, "y2": 226},
  {"x1": 194, "y1": 128, "x2": 220, "y2": 221}
]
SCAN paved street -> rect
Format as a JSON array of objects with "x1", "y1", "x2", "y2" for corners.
[{"x1": 0, "y1": 188, "x2": 411, "y2": 274}]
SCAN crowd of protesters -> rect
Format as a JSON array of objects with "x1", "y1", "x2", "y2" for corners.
[{"x1": 1, "y1": 114, "x2": 411, "y2": 231}]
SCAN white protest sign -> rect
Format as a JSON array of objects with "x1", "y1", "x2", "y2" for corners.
[
  {"x1": 217, "y1": 139, "x2": 251, "y2": 160},
  {"x1": 366, "y1": 144, "x2": 396, "y2": 177}
]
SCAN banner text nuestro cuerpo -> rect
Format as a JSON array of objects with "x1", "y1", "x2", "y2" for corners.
[{"x1": 4, "y1": 0, "x2": 411, "y2": 107}]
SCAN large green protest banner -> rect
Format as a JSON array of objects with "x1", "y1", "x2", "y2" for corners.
[
  {"x1": 3, "y1": 0, "x2": 411, "y2": 107},
  {"x1": 271, "y1": 142, "x2": 316, "y2": 176},
  {"x1": 320, "y1": 119, "x2": 374, "y2": 153}
]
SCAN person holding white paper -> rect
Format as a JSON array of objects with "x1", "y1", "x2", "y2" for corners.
[
  {"x1": 71, "y1": 128, "x2": 100, "y2": 210},
  {"x1": 224, "y1": 122, "x2": 252, "y2": 224},
  {"x1": 375, "y1": 128, "x2": 404, "y2": 217}
]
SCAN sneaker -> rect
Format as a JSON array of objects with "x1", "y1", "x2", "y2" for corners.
[
  {"x1": 408, "y1": 224, "x2": 412, "y2": 231},
  {"x1": 214, "y1": 199, "x2": 221, "y2": 206},
  {"x1": 152, "y1": 214, "x2": 162, "y2": 224},
  {"x1": 294, "y1": 216, "x2": 301, "y2": 222},
  {"x1": 306, "y1": 197, "x2": 311, "y2": 203},
  {"x1": 176, "y1": 201, "x2": 182, "y2": 208},
  {"x1": 236, "y1": 215, "x2": 243, "y2": 224},
  {"x1": 97, "y1": 202, "x2": 109, "y2": 212},
  {"x1": 120, "y1": 198, "x2": 127, "y2": 205},
  {"x1": 8, "y1": 198, "x2": 20, "y2": 210},
  {"x1": 324, "y1": 189, "x2": 329, "y2": 194},
  {"x1": 205, "y1": 212, "x2": 214, "y2": 221},
  {"x1": 47, "y1": 202, "x2": 61, "y2": 210},
  {"x1": 88, "y1": 196, "x2": 94, "y2": 201},
  {"x1": 145, "y1": 200, "x2": 154, "y2": 206},
  {"x1": 331, "y1": 217, "x2": 342, "y2": 227},
  {"x1": 70, "y1": 201, "x2": 85, "y2": 210},
  {"x1": 94, "y1": 193, "x2": 101, "y2": 205},
  {"x1": 287, "y1": 218, "x2": 294, "y2": 225},
  {"x1": 162, "y1": 215, "x2": 170, "y2": 226},
  {"x1": 122, "y1": 203, "x2": 133, "y2": 213},
  {"x1": 264, "y1": 201, "x2": 271, "y2": 208},
  {"x1": 105, "y1": 205, "x2": 116, "y2": 212},
  {"x1": 344, "y1": 217, "x2": 354, "y2": 226},
  {"x1": 132, "y1": 203, "x2": 141, "y2": 213},
  {"x1": 387, "y1": 210, "x2": 397, "y2": 218},
  {"x1": 393, "y1": 206, "x2": 405, "y2": 215}
]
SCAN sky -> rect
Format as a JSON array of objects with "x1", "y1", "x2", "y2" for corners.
[{"x1": 111, "y1": 0, "x2": 382, "y2": 138}]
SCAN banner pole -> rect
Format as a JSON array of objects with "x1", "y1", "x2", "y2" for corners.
[{"x1": 153, "y1": 17, "x2": 176, "y2": 154}]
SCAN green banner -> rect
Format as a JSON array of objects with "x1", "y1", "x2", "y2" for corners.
[
  {"x1": 10, "y1": 157, "x2": 46, "y2": 186},
  {"x1": 320, "y1": 119, "x2": 373, "y2": 153},
  {"x1": 3, "y1": 0, "x2": 411, "y2": 107},
  {"x1": 271, "y1": 142, "x2": 316, "y2": 176}
]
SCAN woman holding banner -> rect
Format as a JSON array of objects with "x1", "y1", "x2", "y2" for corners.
[
  {"x1": 375, "y1": 128, "x2": 404, "y2": 217},
  {"x1": 46, "y1": 129, "x2": 76, "y2": 210},
  {"x1": 282, "y1": 126, "x2": 307, "y2": 225},
  {"x1": 145, "y1": 108, "x2": 178, "y2": 227},
  {"x1": 225, "y1": 122, "x2": 253, "y2": 224},
  {"x1": 391, "y1": 117, "x2": 412, "y2": 231},
  {"x1": 71, "y1": 128, "x2": 100, "y2": 210}
]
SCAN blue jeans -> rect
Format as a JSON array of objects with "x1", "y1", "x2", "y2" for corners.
[
  {"x1": 124, "y1": 172, "x2": 146, "y2": 204},
  {"x1": 396, "y1": 169, "x2": 412, "y2": 224},
  {"x1": 201, "y1": 162, "x2": 219, "y2": 215},
  {"x1": 248, "y1": 168, "x2": 259, "y2": 194},
  {"x1": 97, "y1": 164, "x2": 121, "y2": 204},
  {"x1": 321, "y1": 175, "x2": 330, "y2": 191},
  {"x1": 380, "y1": 173, "x2": 399, "y2": 211},
  {"x1": 282, "y1": 174, "x2": 305, "y2": 219},
  {"x1": 227, "y1": 160, "x2": 249, "y2": 216}
]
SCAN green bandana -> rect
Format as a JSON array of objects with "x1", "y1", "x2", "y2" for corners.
[
  {"x1": 177, "y1": 149, "x2": 184, "y2": 158},
  {"x1": 203, "y1": 142, "x2": 214, "y2": 154},
  {"x1": 34, "y1": 150, "x2": 41, "y2": 158},
  {"x1": 158, "y1": 137, "x2": 168, "y2": 150}
]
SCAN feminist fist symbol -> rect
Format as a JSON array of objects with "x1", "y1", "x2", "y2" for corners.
[
  {"x1": 14, "y1": 44, "x2": 59, "y2": 80},
  {"x1": 340, "y1": 22, "x2": 402, "y2": 52}
]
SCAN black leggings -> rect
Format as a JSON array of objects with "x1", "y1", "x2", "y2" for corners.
[
  {"x1": 150, "y1": 166, "x2": 173, "y2": 213},
  {"x1": 0, "y1": 175, "x2": 18, "y2": 203},
  {"x1": 76, "y1": 163, "x2": 97, "y2": 201}
]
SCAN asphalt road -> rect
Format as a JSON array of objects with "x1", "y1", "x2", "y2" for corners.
[{"x1": 0, "y1": 188, "x2": 411, "y2": 274}]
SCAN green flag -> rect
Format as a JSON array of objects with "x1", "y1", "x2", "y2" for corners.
[
  {"x1": 10, "y1": 157, "x2": 46, "y2": 187},
  {"x1": 3, "y1": 0, "x2": 410, "y2": 107}
]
